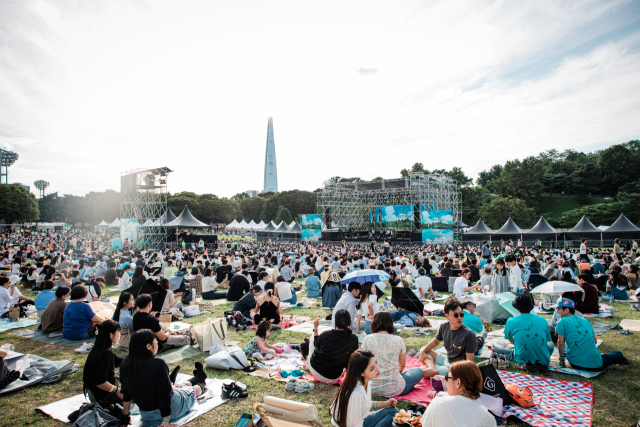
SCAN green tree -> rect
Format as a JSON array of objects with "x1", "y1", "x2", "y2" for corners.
[
  {"x1": 275, "y1": 205, "x2": 293, "y2": 224},
  {"x1": 490, "y1": 156, "x2": 546, "y2": 207},
  {"x1": 231, "y1": 192, "x2": 250, "y2": 201},
  {"x1": 168, "y1": 192, "x2": 199, "y2": 217},
  {"x1": 598, "y1": 141, "x2": 640, "y2": 195},
  {"x1": 478, "y1": 197, "x2": 535, "y2": 229},
  {"x1": 263, "y1": 190, "x2": 317, "y2": 221},
  {"x1": 239, "y1": 197, "x2": 267, "y2": 222},
  {"x1": 477, "y1": 164, "x2": 503, "y2": 188},
  {"x1": 460, "y1": 186, "x2": 493, "y2": 225},
  {"x1": 445, "y1": 167, "x2": 473, "y2": 186},
  {"x1": 372, "y1": 177, "x2": 384, "y2": 181},
  {"x1": 0, "y1": 185, "x2": 40, "y2": 223},
  {"x1": 38, "y1": 192, "x2": 65, "y2": 222}
]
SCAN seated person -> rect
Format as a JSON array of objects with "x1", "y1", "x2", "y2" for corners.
[
  {"x1": 82, "y1": 320, "x2": 124, "y2": 407},
  {"x1": 250, "y1": 282, "x2": 281, "y2": 324},
  {"x1": 226, "y1": 270, "x2": 251, "y2": 301},
  {"x1": 332, "y1": 282, "x2": 361, "y2": 331},
  {"x1": 70, "y1": 270, "x2": 82, "y2": 287},
  {"x1": 304, "y1": 269, "x2": 322, "y2": 298},
  {"x1": 458, "y1": 296, "x2": 484, "y2": 335},
  {"x1": 607, "y1": 270, "x2": 629, "y2": 300},
  {"x1": 40, "y1": 286, "x2": 70, "y2": 334},
  {"x1": 548, "y1": 303, "x2": 583, "y2": 344},
  {"x1": 363, "y1": 312, "x2": 436, "y2": 397},
  {"x1": 132, "y1": 294, "x2": 190, "y2": 349},
  {"x1": 113, "y1": 292, "x2": 135, "y2": 348},
  {"x1": 280, "y1": 260, "x2": 294, "y2": 283},
  {"x1": 120, "y1": 330, "x2": 208, "y2": 426},
  {"x1": 592, "y1": 258, "x2": 606, "y2": 275},
  {"x1": 104, "y1": 262, "x2": 119, "y2": 287},
  {"x1": 63, "y1": 285, "x2": 103, "y2": 340},
  {"x1": 492, "y1": 293, "x2": 552, "y2": 369},
  {"x1": 85, "y1": 278, "x2": 105, "y2": 302},
  {"x1": 414, "y1": 268, "x2": 434, "y2": 299},
  {"x1": 233, "y1": 285, "x2": 261, "y2": 319},
  {"x1": 562, "y1": 273, "x2": 599, "y2": 314},
  {"x1": 117, "y1": 265, "x2": 132, "y2": 291},
  {"x1": 304, "y1": 313, "x2": 359, "y2": 384},
  {"x1": 0, "y1": 275, "x2": 34, "y2": 313},
  {"x1": 201, "y1": 268, "x2": 227, "y2": 300},
  {"x1": 420, "y1": 297, "x2": 484, "y2": 375},
  {"x1": 322, "y1": 271, "x2": 343, "y2": 309},
  {"x1": 420, "y1": 360, "x2": 496, "y2": 427},
  {"x1": 330, "y1": 350, "x2": 398, "y2": 427},
  {"x1": 158, "y1": 279, "x2": 174, "y2": 313},
  {"x1": 555, "y1": 298, "x2": 631, "y2": 371},
  {"x1": 34, "y1": 280, "x2": 56, "y2": 314},
  {"x1": 0, "y1": 348, "x2": 21, "y2": 391},
  {"x1": 275, "y1": 276, "x2": 297, "y2": 305}
]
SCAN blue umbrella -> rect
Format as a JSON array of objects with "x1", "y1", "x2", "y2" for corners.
[{"x1": 341, "y1": 269, "x2": 391, "y2": 284}]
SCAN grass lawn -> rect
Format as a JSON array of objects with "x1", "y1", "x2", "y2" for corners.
[
  {"x1": 538, "y1": 194, "x2": 614, "y2": 226},
  {"x1": 1, "y1": 281, "x2": 639, "y2": 427}
]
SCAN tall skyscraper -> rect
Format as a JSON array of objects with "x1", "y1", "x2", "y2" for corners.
[{"x1": 263, "y1": 117, "x2": 278, "y2": 193}]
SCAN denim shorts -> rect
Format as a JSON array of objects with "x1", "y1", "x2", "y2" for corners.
[{"x1": 139, "y1": 385, "x2": 196, "y2": 423}]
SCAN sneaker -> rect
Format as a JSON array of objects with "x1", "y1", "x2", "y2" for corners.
[
  {"x1": 497, "y1": 354, "x2": 509, "y2": 370},
  {"x1": 620, "y1": 330, "x2": 634, "y2": 335},
  {"x1": 222, "y1": 380, "x2": 248, "y2": 399},
  {"x1": 515, "y1": 361, "x2": 538, "y2": 374},
  {"x1": 285, "y1": 378, "x2": 298, "y2": 391},
  {"x1": 621, "y1": 358, "x2": 632, "y2": 366},
  {"x1": 294, "y1": 379, "x2": 315, "y2": 393},
  {"x1": 489, "y1": 352, "x2": 498, "y2": 369},
  {"x1": 74, "y1": 342, "x2": 94, "y2": 353},
  {"x1": 631, "y1": 304, "x2": 639, "y2": 312},
  {"x1": 611, "y1": 324, "x2": 623, "y2": 330}
]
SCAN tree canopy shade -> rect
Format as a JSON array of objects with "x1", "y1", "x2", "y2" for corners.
[{"x1": 0, "y1": 184, "x2": 39, "y2": 224}]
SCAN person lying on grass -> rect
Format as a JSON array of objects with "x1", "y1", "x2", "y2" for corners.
[
  {"x1": 120, "y1": 329, "x2": 207, "y2": 427},
  {"x1": 555, "y1": 297, "x2": 631, "y2": 371}
]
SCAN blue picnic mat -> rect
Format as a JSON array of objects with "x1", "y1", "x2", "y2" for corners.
[
  {"x1": 0, "y1": 318, "x2": 39, "y2": 333},
  {"x1": 9, "y1": 328, "x2": 94, "y2": 346}
]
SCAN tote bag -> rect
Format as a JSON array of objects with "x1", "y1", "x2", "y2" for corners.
[
  {"x1": 190, "y1": 317, "x2": 227, "y2": 351},
  {"x1": 478, "y1": 364, "x2": 513, "y2": 406}
]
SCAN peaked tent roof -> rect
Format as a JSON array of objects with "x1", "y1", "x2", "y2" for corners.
[
  {"x1": 262, "y1": 221, "x2": 278, "y2": 232},
  {"x1": 526, "y1": 217, "x2": 557, "y2": 234},
  {"x1": 165, "y1": 208, "x2": 177, "y2": 223},
  {"x1": 568, "y1": 216, "x2": 600, "y2": 233},
  {"x1": 288, "y1": 221, "x2": 296, "y2": 229},
  {"x1": 97, "y1": 220, "x2": 108, "y2": 226},
  {"x1": 238, "y1": 220, "x2": 248, "y2": 228},
  {"x1": 273, "y1": 222, "x2": 291, "y2": 233},
  {"x1": 606, "y1": 214, "x2": 640, "y2": 232},
  {"x1": 257, "y1": 220, "x2": 266, "y2": 228},
  {"x1": 455, "y1": 219, "x2": 469, "y2": 227},
  {"x1": 248, "y1": 220, "x2": 257, "y2": 229},
  {"x1": 109, "y1": 218, "x2": 121, "y2": 228},
  {"x1": 226, "y1": 219, "x2": 240, "y2": 228},
  {"x1": 289, "y1": 222, "x2": 302, "y2": 233},
  {"x1": 465, "y1": 219, "x2": 493, "y2": 234},
  {"x1": 493, "y1": 217, "x2": 523, "y2": 235},
  {"x1": 165, "y1": 206, "x2": 211, "y2": 228}
]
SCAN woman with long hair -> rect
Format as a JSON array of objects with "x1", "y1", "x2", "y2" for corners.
[
  {"x1": 607, "y1": 270, "x2": 629, "y2": 300},
  {"x1": 82, "y1": 320, "x2": 123, "y2": 407},
  {"x1": 131, "y1": 266, "x2": 146, "y2": 287},
  {"x1": 120, "y1": 329, "x2": 207, "y2": 426},
  {"x1": 355, "y1": 283, "x2": 378, "y2": 335},
  {"x1": 330, "y1": 350, "x2": 398, "y2": 427},
  {"x1": 159, "y1": 278, "x2": 174, "y2": 312},
  {"x1": 419, "y1": 360, "x2": 496, "y2": 427},
  {"x1": 251, "y1": 282, "x2": 281, "y2": 324},
  {"x1": 491, "y1": 259, "x2": 509, "y2": 293},
  {"x1": 113, "y1": 292, "x2": 135, "y2": 348}
]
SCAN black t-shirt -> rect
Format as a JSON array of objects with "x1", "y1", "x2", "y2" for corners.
[
  {"x1": 310, "y1": 329, "x2": 359, "y2": 380},
  {"x1": 120, "y1": 357, "x2": 173, "y2": 417},
  {"x1": 132, "y1": 312, "x2": 161, "y2": 334},
  {"x1": 215, "y1": 266, "x2": 228, "y2": 283},
  {"x1": 436, "y1": 322, "x2": 478, "y2": 363},
  {"x1": 83, "y1": 349, "x2": 123, "y2": 401},
  {"x1": 227, "y1": 274, "x2": 251, "y2": 301},
  {"x1": 232, "y1": 292, "x2": 256, "y2": 317}
]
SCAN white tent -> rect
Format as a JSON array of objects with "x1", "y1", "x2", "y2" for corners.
[
  {"x1": 288, "y1": 221, "x2": 296, "y2": 229},
  {"x1": 142, "y1": 219, "x2": 153, "y2": 227},
  {"x1": 227, "y1": 219, "x2": 239, "y2": 229},
  {"x1": 597, "y1": 225, "x2": 609, "y2": 231},
  {"x1": 256, "y1": 220, "x2": 266, "y2": 230},
  {"x1": 109, "y1": 218, "x2": 121, "y2": 228},
  {"x1": 248, "y1": 220, "x2": 257, "y2": 229},
  {"x1": 238, "y1": 220, "x2": 248, "y2": 229},
  {"x1": 97, "y1": 220, "x2": 108, "y2": 227}
]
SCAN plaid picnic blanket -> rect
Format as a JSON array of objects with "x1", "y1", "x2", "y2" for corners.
[{"x1": 498, "y1": 371, "x2": 593, "y2": 427}]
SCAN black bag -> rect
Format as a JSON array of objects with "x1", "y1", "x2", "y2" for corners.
[
  {"x1": 478, "y1": 364, "x2": 513, "y2": 405},
  {"x1": 181, "y1": 285, "x2": 195, "y2": 304},
  {"x1": 69, "y1": 403, "x2": 120, "y2": 427}
]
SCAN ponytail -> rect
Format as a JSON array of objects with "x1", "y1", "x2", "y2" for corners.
[{"x1": 264, "y1": 281, "x2": 275, "y2": 297}]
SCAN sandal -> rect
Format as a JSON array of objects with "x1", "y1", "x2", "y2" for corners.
[
  {"x1": 497, "y1": 354, "x2": 509, "y2": 370},
  {"x1": 620, "y1": 330, "x2": 634, "y2": 335},
  {"x1": 611, "y1": 324, "x2": 623, "y2": 330},
  {"x1": 489, "y1": 352, "x2": 499, "y2": 369},
  {"x1": 414, "y1": 329, "x2": 426, "y2": 337}
]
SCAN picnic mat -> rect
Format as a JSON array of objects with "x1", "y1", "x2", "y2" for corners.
[
  {"x1": 157, "y1": 345, "x2": 204, "y2": 364},
  {"x1": 0, "y1": 318, "x2": 39, "y2": 333},
  {"x1": 620, "y1": 319, "x2": 640, "y2": 331},
  {"x1": 248, "y1": 314, "x2": 311, "y2": 330},
  {"x1": 242, "y1": 353, "x2": 306, "y2": 382},
  {"x1": 37, "y1": 374, "x2": 227, "y2": 426},
  {"x1": 201, "y1": 298, "x2": 233, "y2": 307},
  {"x1": 498, "y1": 371, "x2": 593, "y2": 427},
  {"x1": 286, "y1": 321, "x2": 333, "y2": 335},
  {"x1": 304, "y1": 356, "x2": 434, "y2": 406},
  {"x1": 582, "y1": 311, "x2": 613, "y2": 318},
  {"x1": 591, "y1": 322, "x2": 614, "y2": 336},
  {"x1": 9, "y1": 328, "x2": 94, "y2": 346}
]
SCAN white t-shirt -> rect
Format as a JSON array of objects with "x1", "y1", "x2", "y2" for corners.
[
  {"x1": 453, "y1": 277, "x2": 470, "y2": 297},
  {"x1": 257, "y1": 280, "x2": 267, "y2": 297},
  {"x1": 580, "y1": 243, "x2": 587, "y2": 255},
  {"x1": 275, "y1": 282, "x2": 293, "y2": 302},
  {"x1": 415, "y1": 276, "x2": 433, "y2": 297},
  {"x1": 508, "y1": 264, "x2": 523, "y2": 291},
  {"x1": 420, "y1": 394, "x2": 496, "y2": 427},
  {"x1": 0, "y1": 286, "x2": 12, "y2": 309},
  {"x1": 357, "y1": 294, "x2": 379, "y2": 321}
]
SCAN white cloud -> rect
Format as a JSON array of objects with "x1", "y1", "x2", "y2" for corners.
[{"x1": 0, "y1": 0, "x2": 638, "y2": 196}]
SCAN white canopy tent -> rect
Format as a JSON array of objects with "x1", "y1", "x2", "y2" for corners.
[
  {"x1": 109, "y1": 218, "x2": 121, "y2": 228},
  {"x1": 247, "y1": 220, "x2": 257, "y2": 229},
  {"x1": 227, "y1": 219, "x2": 240, "y2": 229},
  {"x1": 238, "y1": 220, "x2": 248, "y2": 229}
]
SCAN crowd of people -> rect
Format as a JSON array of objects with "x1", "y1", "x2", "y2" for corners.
[{"x1": 1, "y1": 228, "x2": 639, "y2": 426}]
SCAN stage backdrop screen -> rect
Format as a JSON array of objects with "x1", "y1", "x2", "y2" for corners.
[
  {"x1": 380, "y1": 205, "x2": 414, "y2": 229},
  {"x1": 120, "y1": 219, "x2": 138, "y2": 247},
  {"x1": 369, "y1": 211, "x2": 374, "y2": 223},
  {"x1": 421, "y1": 229, "x2": 454, "y2": 243},
  {"x1": 419, "y1": 207, "x2": 453, "y2": 243},
  {"x1": 301, "y1": 214, "x2": 322, "y2": 242}
]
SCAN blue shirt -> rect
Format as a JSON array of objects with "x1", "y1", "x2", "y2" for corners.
[
  {"x1": 462, "y1": 309, "x2": 484, "y2": 334},
  {"x1": 34, "y1": 290, "x2": 56, "y2": 310},
  {"x1": 117, "y1": 310, "x2": 134, "y2": 329},
  {"x1": 390, "y1": 310, "x2": 421, "y2": 327},
  {"x1": 305, "y1": 276, "x2": 322, "y2": 298},
  {"x1": 63, "y1": 301, "x2": 95, "y2": 340},
  {"x1": 556, "y1": 315, "x2": 602, "y2": 369},
  {"x1": 504, "y1": 312, "x2": 552, "y2": 365}
]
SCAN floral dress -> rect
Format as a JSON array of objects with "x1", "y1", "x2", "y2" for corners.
[{"x1": 244, "y1": 337, "x2": 263, "y2": 358}]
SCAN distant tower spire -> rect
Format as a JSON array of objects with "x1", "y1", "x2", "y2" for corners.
[{"x1": 263, "y1": 117, "x2": 278, "y2": 192}]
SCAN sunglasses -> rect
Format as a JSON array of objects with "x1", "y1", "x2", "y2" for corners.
[
  {"x1": 450, "y1": 312, "x2": 465, "y2": 318},
  {"x1": 444, "y1": 375, "x2": 456, "y2": 381}
]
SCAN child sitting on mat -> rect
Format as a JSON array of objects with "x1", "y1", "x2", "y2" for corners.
[{"x1": 244, "y1": 320, "x2": 283, "y2": 361}]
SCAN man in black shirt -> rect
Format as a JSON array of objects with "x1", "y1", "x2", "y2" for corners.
[
  {"x1": 227, "y1": 270, "x2": 251, "y2": 301},
  {"x1": 232, "y1": 286, "x2": 261, "y2": 318},
  {"x1": 216, "y1": 259, "x2": 229, "y2": 283},
  {"x1": 132, "y1": 294, "x2": 190, "y2": 349}
]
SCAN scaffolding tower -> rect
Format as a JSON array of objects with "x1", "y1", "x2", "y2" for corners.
[
  {"x1": 317, "y1": 172, "x2": 462, "y2": 239},
  {"x1": 120, "y1": 167, "x2": 172, "y2": 249}
]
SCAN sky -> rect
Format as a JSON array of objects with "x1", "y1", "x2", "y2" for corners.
[{"x1": 1, "y1": 0, "x2": 639, "y2": 198}]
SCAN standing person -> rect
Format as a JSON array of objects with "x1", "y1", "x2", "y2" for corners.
[
  {"x1": 481, "y1": 241, "x2": 490, "y2": 259},
  {"x1": 362, "y1": 312, "x2": 436, "y2": 397},
  {"x1": 82, "y1": 320, "x2": 124, "y2": 407},
  {"x1": 505, "y1": 255, "x2": 524, "y2": 295},
  {"x1": 580, "y1": 239, "x2": 588, "y2": 257},
  {"x1": 419, "y1": 298, "x2": 484, "y2": 375},
  {"x1": 419, "y1": 360, "x2": 496, "y2": 427},
  {"x1": 330, "y1": 350, "x2": 398, "y2": 427},
  {"x1": 332, "y1": 282, "x2": 361, "y2": 331},
  {"x1": 613, "y1": 238, "x2": 623, "y2": 261},
  {"x1": 555, "y1": 298, "x2": 631, "y2": 371},
  {"x1": 306, "y1": 314, "x2": 359, "y2": 384},
  {"x1": 119, "y1": 330, "x2": 207, "y2": 426}
]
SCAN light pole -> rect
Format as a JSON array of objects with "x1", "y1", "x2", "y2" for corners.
[
  {"x1": 0, "y1": 149, "x2": 19, "y2": 184},
  {"x1": 34, "y1": 180, "x2": 50, "y2": 198}
]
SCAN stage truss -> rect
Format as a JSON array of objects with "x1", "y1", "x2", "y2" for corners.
[
  {"x1": 120, "y1": 167, "x2": 172, "y2": 249},
  {"x1": 317, "y1": 172, "x2": 462, "y2": 239}
]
